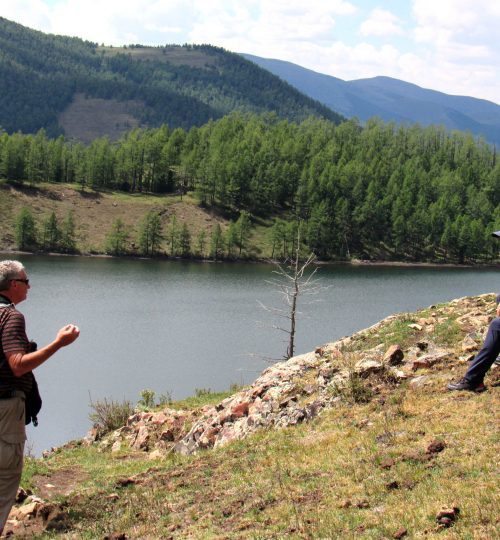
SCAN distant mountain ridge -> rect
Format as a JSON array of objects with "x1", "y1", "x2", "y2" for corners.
[
  {"x1": 242, "y1": 53, "x2": 500, "y2": 146},
  {"x1": 0, "y1": 17, "x2": 343, "y2": 140}
]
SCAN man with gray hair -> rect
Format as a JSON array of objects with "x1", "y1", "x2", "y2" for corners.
[{"x1": 0, "y1": 260, "x2": 79, "y2": 534}]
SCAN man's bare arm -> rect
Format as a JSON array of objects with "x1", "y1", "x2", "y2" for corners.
[{"x1": 7, "y1": 324, "x2": 80, "y2": 377}]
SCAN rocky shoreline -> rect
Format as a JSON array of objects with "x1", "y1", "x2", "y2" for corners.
[
  {"x1": 6, "y1": 293, "x2": 498, "y2": 537},
  {"x1": 83, "y1": 293, "x2": 495, "y2": 459}
]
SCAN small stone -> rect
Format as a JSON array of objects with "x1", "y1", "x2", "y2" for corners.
[
  {"x1": 426, "y1": 439, "x2": 446, "y2": 454},
  {"x1": 111, "y1": 440, "x2": 121, "y2": 453},
  {"x1": 83, "y1": 426, "x2": 100, "y2": 445},
  {"x1": 339, "y1": 499, "x2": 352, "y2": 508},
  {"x1": 355, "y1": 499, "x2": 370, "y2": 508},
  {"x1": 116, "y1": 477, "x2": 138, "y2": 488},
  {"x1": 411, "y1": 359, "x2": 431, "y2": 371},
  {"x1": 319, "y1": 367, "x2": 337, "y2": 379},
  {"x1": 393, "y1": 527, "x2": 408, "y2": 539},
  {"x1": 380, "y1": 458, "x2": 395, "y2": 469},
  {"x1": 436, "y1": 506, "x2": 459, "y2": 523},
  {"x1": 148, "y1": 449, "x2": 164, "y2": 460},
  {"x1": 461, "y1": 335, "x2": 478, "y2": 353},
  {"x1": 133, "y1": 425, "x2": 149, "y2": 450},
  {"x1": 160, "y1": 429, "x2": 175, "y2": 442},
  {"x1": 383, "y1": 345, "x2": 404, "y2": 366},
  {"x1": 16, "y1": 502, "x2": 39, "y2": 519},
  {"x1": 302, "y1": 384, "x2": 315, "y2": 395},
  {"x1": 15, "y1": 487, "x2": 30, "y2": 504},
  {"x1": 198, "y1": 427, "x2": 219, "y2": 448},
  {"x1": 408, "y1": 323, "x2": 423, "y2": 331},
  {"x1": 43, "y1": 507, "x2": 69, "y2": 532},
  {"x1": 230, "y1": 401, "x2": 249, "y2": 418},
  {"x1": 355, "y1": 359, "x2": 383, "y2": 376},
  {"x1": 409, "y1": 375, "x2": 430, "y2": 389}
]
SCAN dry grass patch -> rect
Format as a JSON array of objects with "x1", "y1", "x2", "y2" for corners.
[
  {"x1": 29, "y1": 378, "x2": 498, "y2": 539},
  {"x1": 0, "y1": 182, "x2": 228, "y2": 256}
]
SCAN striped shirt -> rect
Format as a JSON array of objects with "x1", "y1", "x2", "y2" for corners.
[{"x1": 0, "y1": 305, "x2": 33, "y2": 393}]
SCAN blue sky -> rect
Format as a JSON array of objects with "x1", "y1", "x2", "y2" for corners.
[{"x1": 2, "y1": 0, "x2": 499, "y2": 104}]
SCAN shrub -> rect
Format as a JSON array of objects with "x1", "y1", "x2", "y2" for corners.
[
  {"x1": 329, "y1": 351, "x2": 373, "y2": 404},
  {"x1": 89, "y1": 397, "x2": 134, "y2": 434},
  {"x1": 137, "y1": 388, "x2": 156, "y2": 410}
]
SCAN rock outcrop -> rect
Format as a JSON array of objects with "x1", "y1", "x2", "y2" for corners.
[{"x1": 88, "y1": 293, "x2": 496, "y2": 457}]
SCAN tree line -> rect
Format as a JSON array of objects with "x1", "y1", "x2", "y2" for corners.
[
  {"x1": 13, "y1": 207, "x2": 254, "y2": 260},
  {"x1": 2, "y1": 112, "x2": 499, "y2": 263}
]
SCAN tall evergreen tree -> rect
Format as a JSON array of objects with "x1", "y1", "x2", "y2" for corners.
[
  {"x1": 235, "y1": 210, "x2": 251, "y2": 256},
  {"x1": 60, "y1": 210, "x2": 77, "y2": 253},
  {"x1": 105, "y1": 218, "x2": 130, "y2": 255},
  {"x1": 138, "y1": 210, "x2": 163, "y2": 256},
  {"x1": 42, "y1": 211, "x2": 60, "y2": 251},
  {"x1": 15, "y1": 208, "x2": 37, "y2": 250},
  {"x1": 196, "y1": 229, "x2": 207, "y2": 258},
  {"x1": 179, "y1": 223, "x2": 191, "y2": 257},
  {"x1": 210, "y1": 223, "x2": 224, "y2": 260}
]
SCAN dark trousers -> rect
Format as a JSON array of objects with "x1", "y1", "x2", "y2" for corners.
[{"x1": 465, "y1": 317, "x2": 500, "y2": 384}]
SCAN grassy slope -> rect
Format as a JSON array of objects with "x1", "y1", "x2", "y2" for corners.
[
  {"x1": 0, "y1": 181, "x2": 272, "y2": 259},
  {"x1": 15, "y1": 295, "x2": 500, "y2": 539}
]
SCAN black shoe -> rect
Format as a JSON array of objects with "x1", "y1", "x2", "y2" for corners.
[{"x1": 447, "y1": 378, "x2": 486, "y2": 392}]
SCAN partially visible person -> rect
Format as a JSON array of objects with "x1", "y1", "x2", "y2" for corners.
[
  {"x1": 447, "y1": 293, "x2": 500, "y2": 392},
  {"x1": 0, "y1": 260, "x2": 80, "y2": 535}
]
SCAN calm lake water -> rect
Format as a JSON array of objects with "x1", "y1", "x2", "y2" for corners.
[{"x1": 5, "y1": 255, "x2": 498, "y2": 455}]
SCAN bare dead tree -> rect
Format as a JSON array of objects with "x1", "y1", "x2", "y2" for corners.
[{"x1": 259, "y1": 226, "x2": 323, "y2": 360}]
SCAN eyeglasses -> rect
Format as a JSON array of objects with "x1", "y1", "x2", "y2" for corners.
[{"x1": 12, "y1": 278, "x2": 29, "y2": 285}]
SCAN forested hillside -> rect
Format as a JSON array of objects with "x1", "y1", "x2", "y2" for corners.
[
  {"x1": 242, "y1": 54, "x2": 500, "y2": 147},
  {"x1": 1, "y1": 114, "x2": 499, "y2": 263},
  {"x1": 0, "y1": 17, "x2": 342, "y2": 139}
]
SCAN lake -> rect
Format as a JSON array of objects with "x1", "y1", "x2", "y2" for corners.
[{"x1": 4, "y1": 255, "x2": 497, "y2": 455}]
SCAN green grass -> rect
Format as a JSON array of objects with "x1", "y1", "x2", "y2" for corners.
[
  {"x1": 434, "y1": 318, "x2": 463, "y2": 347},
  {"x1": 15, "y1": 294, "x2": 500, "y2": 539},
  {"x1": 32, "y1": 385, "x2": 499, "y2": 538},
  {"x1": 169, "y1": 385, "x2": 244, "y2": 410}
]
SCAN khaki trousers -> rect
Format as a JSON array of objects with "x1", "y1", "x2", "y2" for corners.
[{"x1": 0, "y1": 396, "x2": 26, "y2": 531}]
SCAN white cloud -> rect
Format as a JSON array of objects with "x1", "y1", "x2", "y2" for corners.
[
  {"x1": 359, "y1": 8, "x2": 403, "y2": 37},
  {"x1": 188, "y1": 0, "x2": 357, "y2": 50},
  {"x1": 2, "y1": 0, "x2": 52, "y2": 31},
  {"x1": 1, "y1": 0, "x2": 498, "y2": 103},
  {"x1": 410, "y1": 0, "x2": 500, "y2": 102}
]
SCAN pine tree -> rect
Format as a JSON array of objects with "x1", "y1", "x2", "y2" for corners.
[
  {"x1": 235, "y1": 210, "x2": 251, "y2": 256},
  {"x1": 167, "y1": 216, "x2": 179, "y2": 256},
  {"x1": 225, "y1": 222, "x2": 238, "y2": 258},
  {"x1": 210, "y1": 223, "x2": 224, "y2": 260},
  {"x1": 196, "y1": 229, "x2": 207, "y2": 257},
  {"x1": 179, "y1": 223, "x2": 191, "y2": 257},
  {"x1": 138, "y1": 211, "x2": 163, "y2": 256},
  {"x1": 60, "y1": 210, "x2": 77, "y2": 253},
  {"x1": 15, "y1": 208, "x2": 38, "y2": 251},
  {"x1": 105, "y1": 218, "x2": 130, "y2": 255},
  {"x1": 42, "y1": 211, "x2": 60, "y2": 251}
]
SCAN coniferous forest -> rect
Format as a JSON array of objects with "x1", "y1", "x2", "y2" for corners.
[
  {"x1": 1, "y1": 113, "x2": 499, "y2": 263},
  {"x1": 0, "y1": 17, "x2": 342, "y2": 137}
]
